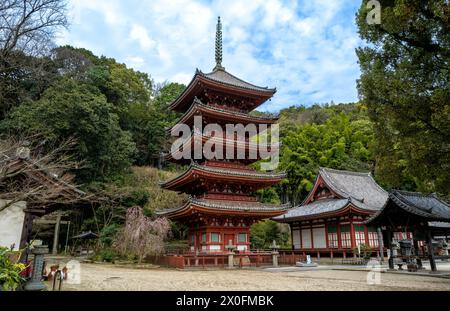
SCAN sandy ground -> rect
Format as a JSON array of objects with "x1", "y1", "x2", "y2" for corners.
[{"x1": 53, "y1": 263, "x2": 450, "y2": 291}]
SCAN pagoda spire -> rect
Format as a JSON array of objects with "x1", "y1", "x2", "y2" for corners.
[{"x1": 214, "y1": 16, "x2": 224, "y2": 71}]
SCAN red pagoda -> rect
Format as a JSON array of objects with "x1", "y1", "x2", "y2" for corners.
[{"x1": 157, "y1": 17, "x2": 287, "y2": 253}]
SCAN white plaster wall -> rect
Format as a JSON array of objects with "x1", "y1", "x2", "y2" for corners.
[
  {"x1": 0, "y1": 200, "x2": 26, "y2": 250},
  {"x1": 312, "y1": 227, "x2": 326, "y2": 248},
  {"x1": 301, "y1": 228, "x2": 312, "y2": 248},
  {"x1": 292, "y1": 229, "x2": 301, "y2": 249}
]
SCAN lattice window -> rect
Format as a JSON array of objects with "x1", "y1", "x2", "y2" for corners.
[
  {"x1": 354, "y1": 225, "x2": 366, "y2": 246},
  {"x1": 340, "y1": 225, "x2": 351, "y2": 248},
  {"x1": 327, "y1": 225, "x2": 338, "y2": 248},
  {"x1": 210, "y1": 233, "x2": 220, "y2": 243},
  {"x1": 238, "y1": 233, "x2": 247, "y2": 243},
  {"x1": 367, "y1": 226, "x2": 379, "y2": 247}
]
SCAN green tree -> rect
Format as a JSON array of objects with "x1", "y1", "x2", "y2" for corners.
[
  {"x1": 250, "y1": 220, "x2": 288, "y2": 249},
  {"x1": 0, "y1": 0, "x2": 68, "y2": 119},
  {"x1": 356, "y1": 0, "x2": 450, "y2": 195},
  {"x1": 277, "y1": 105, "x2": 375, "y2": 205},
  {"x1": 1, "y1": 78, "x2": 136, "y2": 180}
]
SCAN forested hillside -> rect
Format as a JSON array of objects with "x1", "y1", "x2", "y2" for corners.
[{"x1": 274, "y1": 103, "x2": 376, "y2": 205}]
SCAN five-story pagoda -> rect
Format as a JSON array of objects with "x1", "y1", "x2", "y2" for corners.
[{"x1": 157, "y1": 17, "x2": 286, "y2": 253}]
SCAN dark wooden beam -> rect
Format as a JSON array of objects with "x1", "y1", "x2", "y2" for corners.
[{"x1": 426, "y1": 229, "x2": 437, "y2": 272}]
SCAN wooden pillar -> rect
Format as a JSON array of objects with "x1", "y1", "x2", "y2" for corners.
[
  {"x1": 413, "y1": 238, "x2": 423, "y2": 269},
  {"x1": 290, "y1": 224, "x2": 294, "y2": 250},
  {"x1": 426, "y1": 229, "x2": 437, "y2": 272},
  {"x1": 386, "y1": 230, "x2": 394, "y2": 270},
  {"x1": 337, "y1": 222, "x2": 342, "y2": 249},
  {"x1": 350, "y1": 219, "x2": 356, "y2": 249},
  {"x1": 20, "y1": 210, "x2": 33, "y2": 249},
  {"x1": 52, "y1": 211, "x2": 62, "y2": 255},
  {"x1": 377, "y1": 227, "x2": 384, "y2": 262},
  {"x1": 364, "y1": 225, "x2": 369, "y2": 246}
]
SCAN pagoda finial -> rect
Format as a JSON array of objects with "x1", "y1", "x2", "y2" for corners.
[{"x1": 214, "y1": 16, "x2": 224, "y2": 71}]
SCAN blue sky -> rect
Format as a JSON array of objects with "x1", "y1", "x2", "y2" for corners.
[{"x1": 57, "y1": 0, "x2": 363, "y2": 112}]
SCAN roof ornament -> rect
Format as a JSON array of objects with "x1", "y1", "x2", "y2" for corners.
[{"x1": 214, "y1": 16, "x2": 224, "y2": 71}]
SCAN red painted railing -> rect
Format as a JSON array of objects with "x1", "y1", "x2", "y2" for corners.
[{"x1": 147, "y1": 250, "x2": 307, "y2": 269}]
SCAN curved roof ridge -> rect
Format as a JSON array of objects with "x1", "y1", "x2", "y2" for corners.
[
  {"x1": 191, "y1": 162, "x2": 286, "y2": 178},
  {"x1": 198, "y1": 68, "x2": 277, "y2": 93},
  {"x1": 392, "y1": 189, "x2": 450, "y2": 212},
  {"x1": 191, "y1": 197, "x2": 289, "y2": 210},
  {"x1": 319, "y1": 167, "x2": 360, "y2": 200},
  {"x1": 156, "y1": 196, "x2": 288, "y2": 216},
  {"x1": 273, "y1": 198, "x2": 352, "y2": 222},
  {"x1": 319, "y1": 167, "x2": 371, "y2": 177},
  {"x1": 161, "y1": 162, "x2": 286, "y2": 188},
  {"x1": 168, "y1": 97, "x2": 278, "y2": 134},
  {"x1": 318, "y1": 167, "x2": 388, "y2": 209}
]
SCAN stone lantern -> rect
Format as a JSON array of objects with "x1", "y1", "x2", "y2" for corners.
[
  {"x1": 271, "y1": 240, "x2": 280, "y2": 267},
  {"x1": 25, "y1": 245, "x2": 49, "y2": 291},
  {"x1": 225, "y1": 239, "x2": 236, "y2": 268}
]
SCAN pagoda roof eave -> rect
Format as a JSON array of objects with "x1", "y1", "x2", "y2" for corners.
[
  {"x1": 160, "y1": 163, "x2": 286, "y2": 191},
  {"x1": 156, "y1": 197, "x2": 288, "y2": 219},
  {"x1": 169, "y1": 69, "x2": 276, "y2": 112},
  {"x1": 164, "y1": 132, "x2": 280, "y2": 162},
  {"x1": 168, "y1": 98, "x2": 278, "y2": 134}
]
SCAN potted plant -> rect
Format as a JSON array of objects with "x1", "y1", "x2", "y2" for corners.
[{"x1": 0, "y1": 247, "x2": 27, "y2": 291}]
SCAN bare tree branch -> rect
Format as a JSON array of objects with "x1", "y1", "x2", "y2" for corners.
[{"x1": 0, "y1": 136, "x2": 87, "y2": 212}]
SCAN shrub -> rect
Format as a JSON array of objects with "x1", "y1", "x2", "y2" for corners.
[
  {"x1": 99, "y1": 249, "x2": 116, "y2": 263},
  {"x1": 100, "y1": 224, "x2": 121, "y2": 247},
  {"x1": 353, "y1": 243, "x2": 372, "y2": 260},
  {"x1": 0, "y1": 247, "x2": 26, "y2": 291}
]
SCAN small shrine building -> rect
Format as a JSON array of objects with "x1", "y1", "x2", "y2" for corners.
[{"x1": 274, "y1": 167, "x2": 390, "y2": 258}]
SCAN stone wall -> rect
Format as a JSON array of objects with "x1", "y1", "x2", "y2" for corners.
[{"x1": 0, "y1": 200, "x2": 26, "y2": 250}]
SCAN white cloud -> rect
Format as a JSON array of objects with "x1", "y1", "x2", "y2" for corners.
[
  {"x1": 129, "y1": 24, "x2": 156, "y2": 50},
  {"x1": 57, "y1": 0, "x2": 362, "y2": 112}
]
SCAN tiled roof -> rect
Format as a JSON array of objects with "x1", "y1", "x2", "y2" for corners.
[
  {"x1": 165, "y1": 129, "x2": 280, "y2": 162},
  {"x1": 318, "y1": 167, "x2": 388, "y2": 210},
  {"x1": 198, "y1": 68, "x2": 276, "y2": 94},
  {"x1": 156, "y1": 197, "x2": 288, "y2": 217},
  {"x1": 393, "y1": 190, "x2": 450, "y2": 219},
  {"x1": 273, "y1": 199, "x2": 350, "y2": 222},
  {"x1": 193, "y1": 162, "x2": 285, "y2": 178},
  {"x1": 168, "y1": 97, "x2": 278, "y2": 134},
  {"x1": 169, "y1": 68, "x2": 276, "y2": 112},
  {"x1": 161, "y1": 162, "x2": 286, "y2": 188},
  {"x1": 429, "y1": 221, "x2": 450, "y2": 228},
  {"x1": 366, "y1": 190, "x2": 450, "y2": 224}
]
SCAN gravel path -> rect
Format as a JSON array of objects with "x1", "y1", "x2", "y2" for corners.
[{"x1": 57, "y1": 263, "x2": 450, "y2": 291}]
